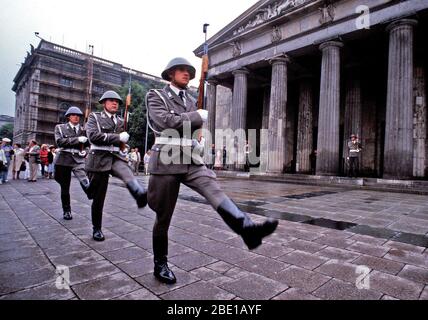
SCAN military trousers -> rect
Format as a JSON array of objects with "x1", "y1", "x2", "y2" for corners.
[
  {"x1": 87, "y1": 158, "x2": 135, "y2": 229},
  {"x1": 54, "y1": 163, "x2": 87, "y2": 212},
  {"x1": 148, "y1": 165, "x2": 227, "y2": 259}
]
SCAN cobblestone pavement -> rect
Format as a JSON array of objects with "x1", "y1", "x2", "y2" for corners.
[{"x1": 0, "y1": 175, "x2": 427, "y2": 300}]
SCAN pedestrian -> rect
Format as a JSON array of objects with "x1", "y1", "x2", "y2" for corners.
[
  {"x1": 0, "y1": 147, "x2": 6, "y2": 185},
  {"x1": 0, "y1": 138, "x2": 13, "y2": 183},
  {"x1": 134, "y1": 147, "x2": 141, "y2": 175},
  {"x1": 12, "y1": 143, "x2": 25, "y2": 180},
  {"x1": 54, "y1": 106, "x2": 93, "y2": 220},
  {"x1": 47, "y1": 145, "x2": 55, "y2": 179},
  {"x1": 222, "y1": 146, "x2": 227, "y2": 170},
  {"x1": 347, "y1": 134, "x2": 362, "y2": 178},
  {"x1": 26, "y1": 140, "x2": 40, "y2": 182},
  {"x1": 39, "y1": 144, "x2": 49, "y2": 178},
  {"x1": 143, "y1": 150, "x2": 151, "y2": 175},
  {"x1": 145, "y1": 57, "x2": 278, "y2": 284},
  {"x1": 85, "y1": 90, "x2": 147, "y2": 241}
]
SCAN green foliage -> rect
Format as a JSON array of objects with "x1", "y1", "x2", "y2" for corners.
[{"x1": 0, "y1": 123, "x2": 14, "y2": 141}]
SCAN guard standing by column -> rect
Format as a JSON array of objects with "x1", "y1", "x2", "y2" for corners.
[
  {"x1": 86, "y1": 90, "x2": 147, "y2": 241},
  {"x1": 54, "y1": 106, "x2": 92, "y2": 220},
  {"x1": 146, "y1": 57, "x2": 278, "y2": 284}
]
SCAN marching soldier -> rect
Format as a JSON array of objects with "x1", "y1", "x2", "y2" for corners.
[
  {"x1": 54, "y1": 106, "x2": 92, "y2": 220},
  {"x1": 146, "y1": 57, "x2": 278, "y2": 284},
  {"x1": 85, "y1": 90, "x2": 147, "y2": 241}
]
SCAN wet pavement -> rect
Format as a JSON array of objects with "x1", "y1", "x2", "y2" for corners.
[{"x1": 0, "y1": 175, "x2": 427, "y2": 300}]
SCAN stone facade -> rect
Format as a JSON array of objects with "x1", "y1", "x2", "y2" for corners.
[{"x1": 194, "y1": 0, "x2": 428, "y2": 179}]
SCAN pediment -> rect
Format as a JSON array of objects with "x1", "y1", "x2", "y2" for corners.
[{"x1": 194, "y1": 0, "x2": 321, "y2": 56}]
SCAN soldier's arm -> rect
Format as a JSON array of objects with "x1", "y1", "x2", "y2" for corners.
[
  {"x1": 86, "y1": 113, "x2": 121, "y2": 146},
  {"x1": 146, "y1": 91, "x2": 203, "y2": 131},
  {"x1": 54, "y1": 125, "x2": 80, "y2": 148}
]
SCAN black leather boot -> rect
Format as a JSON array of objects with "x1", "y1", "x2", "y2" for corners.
[
  {"x1": 217, "y1": 198, "x2": 278, "y2": 250},
  {"x1": 126, "y1": 179, "x2": 147, "y2": 208},
  {"x1": 80, "y1": 178, "x2": 93, "y2": 200},
  {"x1": 154, "y1": 257, "x2": 176, "y2": 284},
  {"x1": 93, "y1": 228, "x2": 105, "y2": 241},
  {"x1": 63, "y1": 211, "x2": 72, "y2": 220}
]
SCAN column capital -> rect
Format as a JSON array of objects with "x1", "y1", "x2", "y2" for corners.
[
  {"x1": 386, "y1": 19, "x2": 418, "y2": 33},
  {"x1": 319, "y1": 41, "x2": 343, "y2": 51},
  {"x1": 207, "y1": 79, "x2": 219, "y2": 86},
  {"x1": 269, "y1": 54, "x2": 290, "y2": 66},
  {"x1": 232, "y1": 68, "x2": 250, "y2": 76}
]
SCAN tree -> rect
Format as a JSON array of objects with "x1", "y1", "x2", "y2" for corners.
[
  {"x1": 0, "y1": 123, "x2": 13, "y2": 141},
  {"x1": 117, "y1": 80, "x2": 163, "y2": 152}
]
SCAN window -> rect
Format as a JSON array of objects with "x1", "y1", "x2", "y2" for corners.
[{"x1": 60, "y1": 77, "x2": 73, "y2": 87}]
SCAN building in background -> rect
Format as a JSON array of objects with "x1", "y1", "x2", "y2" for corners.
[
  {"x1": 194, "y1": 0, "x2": 428, "y2": 179},
  {"x1": 0, "y1": 115, "x2": 14, "y2": 128},
  {"x1": 12, "y1": 39, "x2": 167, "y2": 146}
]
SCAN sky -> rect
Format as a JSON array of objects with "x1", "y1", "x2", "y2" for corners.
[{"x1": 0, "y1": 0, "x2": 260, "y2": 116}]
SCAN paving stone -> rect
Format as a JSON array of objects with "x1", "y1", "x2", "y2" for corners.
[
  {"x1": 312, "y1": 279, "x2": 383, "y2": 300},
  {"x1": 315, "y1": 260, "x2": 363, "y2": 284},
  {"x1": 169, "y1": 251, "x2": 218, "y2": 271},
  {"x1": 206, "y1": 261, "x2": 235, "y2": 274},
  {"x1": 251, "y1": 242, "x2": 294, "y2": 258},
  {"x1": 190, "y1": 267, "x2": 223, "y2": 281},
  {"x1": 224, "y1": 267, "x2": 252, "y2": 279},
  {"x1": 68, "y1": 260, "x2": 120, "y2": 286},
  {"x1": 381, "y1": 295, "x2": 399, "y2": 300},
  {"x1": 384, "y1": 249, "x2": 428, "y2": 269},
  {"x1": 314, "y1": 236, "x2": 355, "y2": 249},
  {"x1": 51, "y1": 250, "x2": 105, "y2": 268},
  {"x1": 369, "y1": 271, "x2": 424, "y2": 300},
  {"x1": 0, "y1": 254, "x2": 51, "y2": 276},
  {"x1": 316, "y1": 247, "x2": 361, "y2": 262},
  {"x1": 235, "y1": 256, "x2": 289, "y2": 280},
  {"x1": 0, "y1": 266, "x2": 56, "y2": 295},
  {"x1": 161, "y1": 280, "x2": 235, "y2": 300},
  {"x1": 102, "y1": 246, "x2": 150, "y2": 264},
  {"x1": 384, "y1": 241, "x2": 425, "y2": 254},
  {"x1": 0, "y1": 282, "x2": 75, "y2": 300},
  {"x1": 388, "y1": 222, "x2": 428, "y2": 235},
  {"x1": 352, "y1": 255, "x2": 404, "y2": 275},
  {"x1": 271, "y1": 266, "x2": 331, "y2": 293},
  {"x1": 219, "y1": 273, "x2": 288, "y2": 300},
  {"x1": 87, "y1": 237, "x2": 135, "y2": 253},
  {"x1": 73, "y1": 272, "x2": 141, "y2": 300},
  {"x1": 398, "y1": 265, "x2": 428, "y2": 284},
  {"x1": 116, "y1": 256, "x2": 154, "y2": 278},
  {"x1": 348, "y1": 234, "x2": 387, "y2": 246},
  {"x1": 278, "y1": 250, "x2": 329, "y2": 270},
  {"x1": 272, "y1": 288, "x2": 321, "y2": 300},
  {"x1": 116, "y1": 288, "x2": 160, "y2": 300},
  {"x1": 135, "y1": 268, "x2": 200, "y2": 296},
  {"x1": 346, "y1": 242, "x2": 390, "y2": 258},
  {"x1": 0, "y1": 246, "x2": 44, "y2": 263},
  {"x1": 287, "y1": 239, "x2": 326, "y2": 254},
  {"x1": 420, "y1": 286, "x2": 428, "y2": 300}
]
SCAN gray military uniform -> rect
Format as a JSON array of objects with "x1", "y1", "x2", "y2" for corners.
[
  {"x1": 54, "y1": 122, "x2": 90, "y2": 213},
  {"x1": 146, "y1": 85, "x2": 228, "y2": 260},
  {"x1": 85, "y1": 110, "x2": 139, "y2": 230}
]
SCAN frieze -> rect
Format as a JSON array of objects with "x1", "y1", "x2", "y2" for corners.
[
  {"x1": 271, "y1": 26, "x2": 282, "y2": 43},
  {"x1": 232, "y1": 0, "x2": 309, "y2": 36}
]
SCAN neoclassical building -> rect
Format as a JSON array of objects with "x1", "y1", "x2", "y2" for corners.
[{"x1": 194, "y1": 0, "x2": 428, "y2": 179}]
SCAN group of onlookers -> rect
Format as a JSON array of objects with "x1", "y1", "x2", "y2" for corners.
[
  {"x1": 126, "y1": 147, "x2": 151, "y2": 176},
  {"x1": 0, "y1": 137, "x2": 57, "y2": 184}
]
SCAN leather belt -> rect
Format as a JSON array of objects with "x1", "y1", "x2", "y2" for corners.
[
  {"x1": 155, "y1": 137, "x2": 193, "y2": 147},
  {"x1": 90, "y1": 145, "x2": 121, "y2": 152}
]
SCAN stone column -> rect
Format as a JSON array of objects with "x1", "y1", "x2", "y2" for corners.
[
  {"x1": 413, "y1": 66, "x2": 427, "y2": 177},
  {"x1": 267, "y1": 55, "x2": 289, "y2": 173},
  {"x1": 316, "y1": 41, "x2": 343, "y2": 175},
  {"x1": 231, "y1": 68, "x2": 249, "y2": 171},
  {"x1": 260, "y1": 86, "x2": 271, "y2": 172},
  {"x1": 384, "y1": 19, "x2": 417, "y2": 179},
  {"x1": 343, "y1": 68, "x2": 362, "y2": 174},
  {"x1": 296, "y1": 77, "x2": 313, "y2": 173}
]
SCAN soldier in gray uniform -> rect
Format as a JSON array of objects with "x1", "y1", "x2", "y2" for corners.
[
  {"x1": 86, "y1": 90, "x2": 147, "y2": 241},
  {"x1": 146, "y1": 57, "x2": 278, "y2": 284},
  {"x1": 54, "y1": 106, "x2": 92, "y2": 221}
]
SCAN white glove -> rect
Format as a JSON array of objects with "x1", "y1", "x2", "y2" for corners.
[
  {"x1": 119, "y1": 132, "x2": 130, "y2": 143},
  {"x1": 78, "y1": 136, "x2": 88, "y2": 143},
  {"x1": 197, "y1": 109, "x2": 208, "y2": 122}
]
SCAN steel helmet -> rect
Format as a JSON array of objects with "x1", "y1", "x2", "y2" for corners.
[
  {"x1": 98, "y1": 90, "x2": 123, "y2": 104},
  {"x1": 161, "y1": 57, "x2": 196, "y2": 81},
  {"x1": 65, "y1": 106, "x2": 83, "y2": 117}
]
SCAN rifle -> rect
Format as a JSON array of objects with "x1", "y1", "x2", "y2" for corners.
[
  {"x1": 120, "y1": 71, "x2": 132, "y2": 153},
  {"x1": 80, "y1": 45, "x2": 94, "y2": 157},
  {"x1": 197, "y1": 23, "x2": 210, "y2": 111}
]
